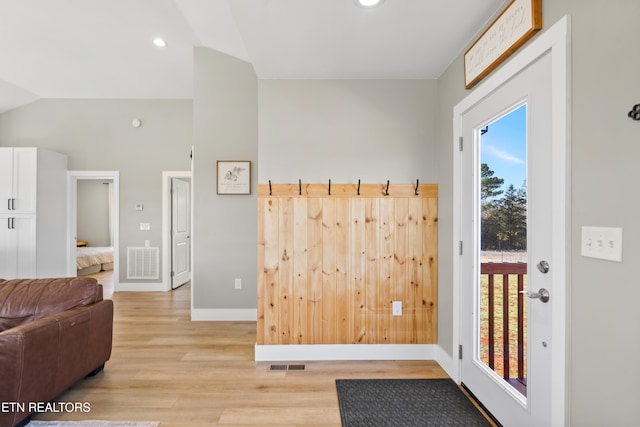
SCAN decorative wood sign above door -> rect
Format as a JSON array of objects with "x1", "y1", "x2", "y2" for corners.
[{"x1": 464, "y1": 0, "x2": 542, "y2": 89}]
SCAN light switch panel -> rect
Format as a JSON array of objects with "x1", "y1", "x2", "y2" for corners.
[{"x1": 581, "y1": 226, "x2": 622, "y2": 262}]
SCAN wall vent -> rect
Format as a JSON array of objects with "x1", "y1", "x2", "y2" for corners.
[{"x1": 127, "y1": 246, "x2": 159, "y2": 279}]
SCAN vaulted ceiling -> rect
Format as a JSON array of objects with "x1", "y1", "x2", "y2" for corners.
[{"x1": 0, "y1": 0, "x2": 507, "y2": 113}]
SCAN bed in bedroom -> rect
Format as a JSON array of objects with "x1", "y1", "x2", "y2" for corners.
[{"x1": 77, "y1": 246, "x2": 114, "y2": 276}]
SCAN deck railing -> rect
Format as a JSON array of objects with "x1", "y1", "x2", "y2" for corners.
[{"x1": 480, "y1": 262, "x2": 527, "y2": 395}]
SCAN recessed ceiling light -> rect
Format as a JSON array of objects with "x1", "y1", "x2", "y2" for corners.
[
  {"x1": 355, "y1": 0, "x2": 385, "y2": 8},
  {"x1": 153, "y1": 37, "x2": 167, "y2": 48}
]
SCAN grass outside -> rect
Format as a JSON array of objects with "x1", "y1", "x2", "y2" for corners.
[{"x1": 479, "y1": 272, "x2": 528, "y2": 380}]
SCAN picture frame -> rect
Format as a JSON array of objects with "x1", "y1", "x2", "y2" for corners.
[
  {"x1": 464, "y1": 0, "x2": 542, "y2": 89},
  {"x1": 217, "y1": 160, "x2": 251, "y2": 194}
]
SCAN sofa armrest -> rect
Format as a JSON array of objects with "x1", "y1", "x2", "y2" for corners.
[
  {"x1": 0, "y1": 316, "x2": 61, "y2": 427},
  {"x1": 0, "y1": 300, "x2": 113, "y2": 427}
]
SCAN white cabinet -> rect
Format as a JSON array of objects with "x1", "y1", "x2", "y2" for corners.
[
  {"x1": 0, "y1": 215, "x2": 36, "y2": 278},
  {"x1": 0, "y1": 148, "x2": 37, "y2": 214},
  {"x1": 0, "y1": 148, "x2": 67, "y2": 279}
]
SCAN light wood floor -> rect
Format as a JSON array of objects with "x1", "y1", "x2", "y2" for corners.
[{"x1": 33, "y1": 272, "x2": 495, "y2": 426}]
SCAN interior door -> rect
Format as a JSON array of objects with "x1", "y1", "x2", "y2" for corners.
[
  {"x1": 460, "y1": 51, "x2": 553, "y2": 426},
  {"x1": 171, "y1": 177, "x2": 191, "y2": 289}
]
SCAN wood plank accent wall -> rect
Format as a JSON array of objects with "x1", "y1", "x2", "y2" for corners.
[{"x1": 257, "y1": 183, "x2": 438, "y2": 345}]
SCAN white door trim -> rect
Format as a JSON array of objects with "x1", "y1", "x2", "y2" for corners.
[
  {"x1": 452, "y1": 16, "x2": 571, "y2": 426},
  {"x1": 162, "y1": 171, "x2": 192, "y2": 292},
  {"x1": 66, "y1": 170, "x2": 120, "y2": 292}
]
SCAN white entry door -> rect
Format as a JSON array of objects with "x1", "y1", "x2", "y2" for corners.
[
  {"x1": 171, "y1": 177, "x2": 191, "y2": 289},
  {"x1": 460, "y1": 50, "x2": 554, "y2": 426}
]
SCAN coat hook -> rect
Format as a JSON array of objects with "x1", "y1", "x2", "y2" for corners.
[
  {"x1": 299, "y1": 179, "x2": 302, "y2": 196},
  {"x1": 269, "y1": 180, "x2": 272, "y2": 196},
  {"x1": 385, "y1": 180, "x2": 390, "y2": 196},
  {"x1": 357, "y1": 179, "x2": 361, "y2": 196},
  {"x1": 415, "y1": 179, "x2": 419, "y2": 196},
  {"x1": 629, "y1": 104, "x2": 640, "y2": 121}
]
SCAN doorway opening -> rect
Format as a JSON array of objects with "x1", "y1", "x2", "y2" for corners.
[
  {"x1": 67, "y1": 171, "x2": 120, "y2": 294},
  {"x1": 453, "y1": 16, "x2": 570, "y2": 426},
  {"x1": 162, "y1": 171, "x2": 192, "y2": 291}
]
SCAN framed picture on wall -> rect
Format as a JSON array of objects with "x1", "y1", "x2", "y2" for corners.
[{"x1": 217, "y1": 160, "x2": 251, "y2": 194}]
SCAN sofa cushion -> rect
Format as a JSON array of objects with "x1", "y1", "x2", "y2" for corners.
[{"x1": 0, "y1": 277, "x2": 102, "y2": 332}]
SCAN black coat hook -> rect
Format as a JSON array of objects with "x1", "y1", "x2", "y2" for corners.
[
  {"x1": 415, "y1": 179, "x2": 419, "y2": 196},
  {"x1": 299, "y1": 179, "x2": 302, "y2": 195},
  {"x1": 629, "y1": 104, "x2": 640, "y2": 121},
  {"x1": 357, "y1": 179, "x2": 361, "y2": 196},
  {"x1": 328, "y1": 179, "x2": 331, "y2": 195},
  {"x1": 385, "y1": 180, "x2": 390, "y2": 196},
  {"x1": 269, "y1": 180, "x2": 272, "y2": 196}
]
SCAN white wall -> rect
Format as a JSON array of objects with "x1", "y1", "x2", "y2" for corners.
[
  {"x1": 192, "y1": 47, "x2": 258, "y2": 311},
  {"x1": 567, "y1": 1, "x2": 640, "y2": 425},
  {"x1": 77, "y1": 179, "x2": 111, "y2": 247},
  {"x1": 259, "y1": 79, "x2": 438, "y2": 184}
]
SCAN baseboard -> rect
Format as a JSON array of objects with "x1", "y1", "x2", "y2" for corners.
[
  {"x1": 435, "y1": 345, "x2": 459, "y2": 382},
  {"x1": 255, "y1": 344, "x2": 437, "y2": 362},
  {"x1": 191, "y1": 308, "x2": 258, "y2": 321}
]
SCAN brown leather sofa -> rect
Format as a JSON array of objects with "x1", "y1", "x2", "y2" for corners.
[{"x1": 0, "y1": 277, "x2": 113, "y2": 427}]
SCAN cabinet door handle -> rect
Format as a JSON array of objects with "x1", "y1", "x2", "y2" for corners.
[
  {"x1": 7, "y1": 199, "x2": 10, "y2": 210},
  {"x1": 11, "y1": 217, "x2": 15, "y2": 229},
  {"x1": 7, "y1": 217, "x2": 10, "y2": 229},
  {"x1": 11, "y1": 198, "x2": 15, "y2": 210}
]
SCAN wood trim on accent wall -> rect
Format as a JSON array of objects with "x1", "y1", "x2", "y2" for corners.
[
  {"x1": 257, "y1": 183, "x2": 438, "y2": 345},
  {"x1": 258, "y1": 183, "x2": 437, "y2": 198}
]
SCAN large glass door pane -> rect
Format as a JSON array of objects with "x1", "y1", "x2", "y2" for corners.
[{"x1": 478, "y1": 104, "x2": 528, "y2": 396}]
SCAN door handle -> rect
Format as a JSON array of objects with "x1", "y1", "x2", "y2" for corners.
[{"x1": 520, "y1": 288, "x2": 550, "y2": 303}]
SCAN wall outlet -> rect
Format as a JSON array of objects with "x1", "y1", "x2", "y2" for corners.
[
  {"x1": 581, "y1": 226, "x2": 623, "y2": 262},
  {"x1": 392, "y1": 301, "x2": 402, "y2": 316},
  {"x1": 235, "y1": 278, "x2": 242, "y2": 289},
  {"x1": 140, "y1": 222, "x2": 150, "y2": 231}
]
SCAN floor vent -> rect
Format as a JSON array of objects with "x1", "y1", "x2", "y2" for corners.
[
  {"x1": 268, "y1": 364, "x2": 307, "y2": 372},
  {"x1": 127, "y1": 246, "x2": 160, "y2": 279}
]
